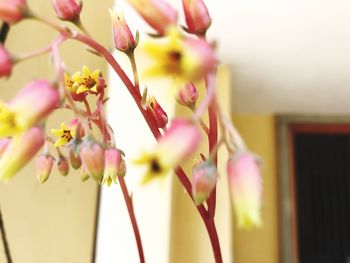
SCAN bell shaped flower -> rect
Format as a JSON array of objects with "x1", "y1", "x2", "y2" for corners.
[
  {"x1": 147, "y1": 96, "x2": 168, "y2": 129},
  {"x1": 51, "y1": 0, "x2": 82, "y2": 21},
  {"x1": 36, "y1": 154, "x2": 55, "y2": 184},
  {"x1": 176, "y1": 82, "x2": 198, "y2": 108},
  {"x1": 0, "y1": 0, "x2": 27, "y2": 24},
  {"x1": 182, "y1": 0, "x2": 211, "y2": 35},
  {"x1": 227, "y1": 152, "x2": 263, "y2": 229},
  {"x1": 57, "y1": 155, "x2": 69, "y2": 176}
]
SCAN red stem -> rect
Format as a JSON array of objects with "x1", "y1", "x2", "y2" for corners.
[
  {"x1": 70, "y1": 32, "x2": 222, "y2": 263},
  {"x1": 118, "y1": 176, "x2": 145, "y2": 263}
]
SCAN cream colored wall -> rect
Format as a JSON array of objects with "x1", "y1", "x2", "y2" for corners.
[
  {"x1": 232, "y1": 115, "x2": 279, "y2": 263},
  {"x1": 0, "y1": 0, "x2": 112, "y2": 262}
]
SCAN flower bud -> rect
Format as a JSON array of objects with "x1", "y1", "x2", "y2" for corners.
[
  {"x1": 182, "y1": 0, "x2": 211, "y2": 35},
  {"x1": 102, "y1": 148, "x2": 121, "y2": 186},
  {"x1": 0, "y1": 0, "x2": 27, "y2": 24},
  {"x1": 51, "y1": 0, "x2": 82, "y2": 21},
  {"x1": 0, "y1": 138, "x2": 10, "y2": 158},
  {"x1": 79, "y1": 138, "x2": 105, "y2": 182},
  {"x1": 127, "y1": 0, "x2": 177, "y2": 35},
  {"x1": 0, "y1": 126, "x2": 45, "y2": 181},
  {"x1": 227, "y1": 152, "x2": 263, "y2": 229},
  {"x1": 109, "y1": 9, "x2": 135, "y2": 53},
  {"x1": 192, "y1": 160, "x2": 218, "y2": 205},
  {"x1": 57, "y1": 155, "x2": 69, "y2": 176},
  {"x1": 69, "y1": 148, "x2": 82, "y2": 169},
  {"x1": 147, "y1": 96, "x2": 168, "y2": 128},
  {"x1": 176, "y1": 82, "x2": 198, "y2": 108},
  {"x1": 80, "y1": 164, "x2": 90, "y2": 182},
  {"x1": 0, "y1": 45, "x2": 12, "y2": 77},
  {"x1": 36, "y1": 154, "x2": 55, "y2": 184}
]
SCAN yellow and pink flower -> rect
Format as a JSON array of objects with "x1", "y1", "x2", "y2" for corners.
[{"x1": 36, "y1": 154, "x2": 55, "y2": 184}]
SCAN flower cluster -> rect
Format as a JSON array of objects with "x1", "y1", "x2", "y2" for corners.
[{"x1": 0, "y1": 0, "x2": 265, "y2": 261}]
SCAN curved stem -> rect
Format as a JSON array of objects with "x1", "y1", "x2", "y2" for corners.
[
  {"x1": 0, "y1": 207, "x2": 12, "y2": 263},
  {"x1": 127, "y1": 51, "x2": 140, "y2": 91},
  {"x1": 118, "y1": 177, "x2": 145, "y2": 263}
]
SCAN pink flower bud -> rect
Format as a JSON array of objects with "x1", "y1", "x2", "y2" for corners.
[
  {"x1": 57, "y1": 155, "x2": 69, "y2": 176},
  {"x1": 0, "y1": 45, "x2": 12, "y2": 77},
  {"x1": 127, "y1": 0, "x2": 177, "y2": 35},
  {"x1": 109, "y1": 9, "x2": 135, "y2": 53},
  {"x1": 0, "y1": 127, "x2": 45, "y2": 181},
  {"x1": 69, "y1": 148, "x2": 82, "y2": 169},
  {"x1": 182, "y1": 0, "x2": 211, "y2": 35},
  {"x1": 0, "y1": 138, "x2": 10, "y2": 158},
  {"x1": 51, "y1": 0, "x2": 82, "y2": 21},
  {"x1": 192, "y1": 161, "x2": 218, "y2": 205},
  {"x1": 36, "y1": 154, "x2": 55, "y2": 184},
  {"x1": 227, "y1": 152, "x2": 263, "y2": 229},
  {"x1": 147, "y1": 96, "x2": 168, "y2": 129},
  {"x1": 0, "y1": 0, "x2": 26, "y2": 24},
  {"x1": 102, "y1": 148, "x2": 121, "y2": 186},
  {"x1": 79, "y1": 138, "x2": 105, "y2": 182},
  {"x1": 176, "y1": 82, "x2": 198, "y2": 108}
]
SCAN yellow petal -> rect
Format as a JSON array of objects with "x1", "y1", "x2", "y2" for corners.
[
  {"x1": 54, "y1": 137, "x2": 67, "y2": 147},
  {"x1": 91, "y1": 70, "x2": 100, "y2": 80},
  {"x1": 82, "y1": 66, "x2": 91, "y2": 77},
  {"x1": 51, "y1": 128, "x2": 63, "y2": 137},
  {"x1": 76, "y1": 85, "x2": 89, "y2": 94}
]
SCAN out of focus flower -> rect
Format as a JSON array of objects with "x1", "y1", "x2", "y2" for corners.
[
  {"x1": 0, "y1": 126, "x2": 45, "y2": 181},
  {"x1": 135, "y1": 119, "x2": 201, "y2": 184},
  {"x1": 127, "y1": 0, "x2": 177, "y2": 35},
  {"x1": 80, "y1": 163, "x2": 90, "y2": 182},
  {"x1": 0, "y1": 138, "x2": 10, "y2": 158},
  {"x1": 72, "y1": 66, "x2": 105, "y2": 95},
  {"x1": 102, "y1": 148, "x2": 122, "y2": 186},
  {"x1": 57, "y1": 155, "x2": 69, "y2": 176},
  {"x1": 0, "y1": 45, "x2": 12, "y2": 77},
  {"x1": 36, "y1": 154, "x2": 55, "y2": 184},
  {"x1": 109, "y1": 9, "x2": 135, "y2": 53},
  {"x1": 51, "y1": 122, "x2": 76, "y2": 147},
  {"x1": 69, "y1": 148, "x2": 82, "y2": 169},
  {"x1": 79, "y1": 137, "x2": 105, "y2": 182},
  {"x1": 64, "y1": 73, "x2": 87, "y2": 101},
  {"x1": 146, "y1": 96, "x2": 168, "y2": 129},
  {"x1": 143, "y1": 29, "x2": 216, "y2": 83},
  {"x1": 192, "y1": 160, "x2": 217, "y2": 205},
  {"x1": 182, "y1": 0, "x2": 211, "y2": 35},
  {"x1": 0, "y1": 80, "x2": 59, "y2": 137},
  {"x1": 0, "y1": 0, "x2": 27, "y2": 24},
  {"x1": 227, "y1": 152, "x2": 263, "y2": 229},
  {"x1": 176, "y1": 82, "x2": 198, "y2": 108},
  {"x1": 51, "y1": 0, "x2": 82, "y2": 21}
]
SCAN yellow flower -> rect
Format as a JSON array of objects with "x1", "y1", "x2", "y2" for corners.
[
  {"x1": 143, "y1": 28, "x2": 216, "y2": 83},
  {"x1": 72, "y1": 66, "x2": 102, "y2": 94},
  {"x1": 51, "y1": 122, "x2": 76, "y2": 147}
]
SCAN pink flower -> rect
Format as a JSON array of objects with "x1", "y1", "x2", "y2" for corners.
[
  {"x1": 69, "y1": 148, "x2": 82, "y2": 169},
  {"x1": 227, "y1": 152, "x2": 263, "y2": 229},
  {"x1": 182, "y1": 0, "x2": 211, "y2": 35},
  {"x1": 135, "y1": 118, "x2": 201, "y2": 183},
  {"x1": 102, "y1": 148, "x2": 123, "y2": 186},
  {"x1": 109, "y1": 9, "x2": 135, "y2": 53},
  {"x1": 0, "y1": 80, "x2": 60, "y2": 137},
  {"x1": 0, "y1": 45, "x2": 12, "y2": 77},
  {"x1": 176, "y1": 82, "x2": 198, "y2": 108},
  {"x1": 79, "y1": 138, "x2": 105, "y2": 182},
  {"x1": 147, "y1": 96, "x2": 168, "y2": 129},
  {"x1": 127, "y1": 0, "x2": 177, "y2": 35},
  {"x1": 192, "y1": 160, "x2": 218, "y2": 205},
  {"x1": 36, "y1": 154, "x2": 55, "y2": 184},
  {"x1": 57, "y1": 155, "x2": 69, "y2": 176},
  {"x1": 0, "y1": 0, "x2": 26, "y2": 24},
  {"x1": 0, "y1": 126, "x2": 45, "y2": 181},
  {"x1": 51, "y1": 0, "x2": 82, "y2": 21}
]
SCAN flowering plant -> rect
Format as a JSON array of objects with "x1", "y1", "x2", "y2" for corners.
[{"x1": 0, "y1": 0, "x2": 263, "y2": 262}]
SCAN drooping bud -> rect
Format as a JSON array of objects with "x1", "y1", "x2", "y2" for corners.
[
  {"x1": 0, "y1": 80, "x2": 60, "y2": 137},
  {"x1": 69, "y1": 148, "x2": 82, "y2": 169},
  {"x1": 57, "y1": 155, "x2": 69, "y2": 176},
  {"x1": 51, "y1": 0, "x2": 82, "y2": 21},
  {"x1": 182, "y1": 0, "x2": 211, "y2": 35},
  {"x1": 0, "y1": 45, "x2": 12, "y2": 77},
  {"x1": 176, "y1": 82, "x2": 198, "y2": 108},
  {"x1": 79, "y1": 137, "x2": 105, "y2": 182},
  {"x1": 147, "y1": 96, "x2": 168, "y2": 129},
  {"x1": 127, "y1": 0, "x2": 177, "y2": 35},
  {"x1": 102, "y1": 148, "x2": 122, "y2": 186},
  {"x1": 192, "y1": 160, "x2": 218, "y2": 205},
  {"x1": 80, "y1": 163, "x2": 90, "y2": 182},
  {"x1": 0, "y1": 0, "x2": 27, "y2": 24},
  {"x1": 0, "y1": 138, "x2": 10, "y2": 158},
  {"x1": 227, "y1": 152, "x2": 263, "y2": 229},
  {"x1": 36, "y1": 154, "x2": 55, "y2": 184},
  {"x1": 135, "y1": 118, "x2": 201, "y2": 183},
  {"x1": 109, "y1": 9, "x2": 135, "y2": 53},
  {"x1": 0, "y1": 126, "x2": 45, "y2": 181}
]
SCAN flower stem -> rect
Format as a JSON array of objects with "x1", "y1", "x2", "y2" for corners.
[
  {"x1": 127, "y1": 51, "x2": 140, "y2": 91},
  {"x1": 118, "y1": 176, "x2": 145, "y2": 263},
  {"x1": 0, "y1": 207, "x2": 12, "y2": 263}
]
